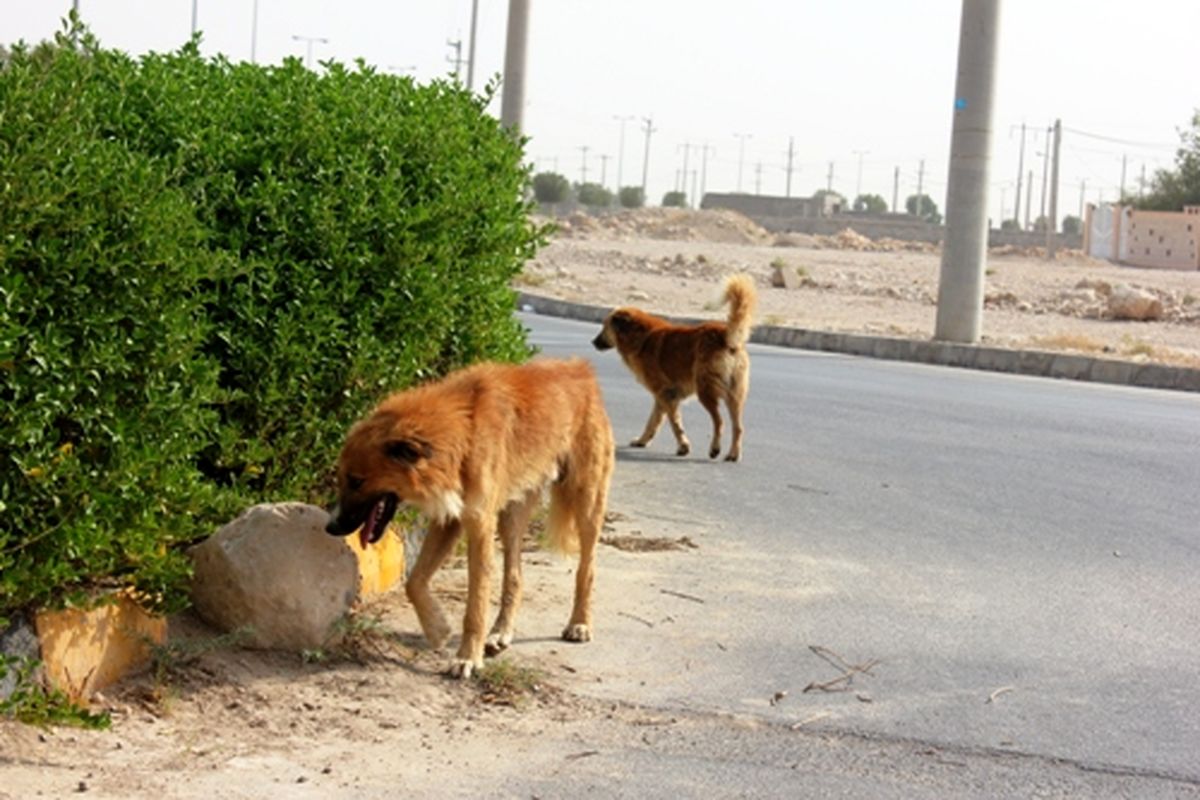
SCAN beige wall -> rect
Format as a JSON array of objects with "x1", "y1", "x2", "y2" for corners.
[{"x1": 1089, "y1": 206, "x2": 1200, "y2": 270}]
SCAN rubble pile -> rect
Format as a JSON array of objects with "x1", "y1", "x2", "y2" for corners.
[{"x1": 549, "y1": 208, "x2": 773, "y2": 245}]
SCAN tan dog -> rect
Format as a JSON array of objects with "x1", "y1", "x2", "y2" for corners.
[
  {"x1": 592, "y1": 274, "x2": 756, "y2": 461},
  {"x1": 325, "y1": 358, "x2": 614, "y2": 679}
]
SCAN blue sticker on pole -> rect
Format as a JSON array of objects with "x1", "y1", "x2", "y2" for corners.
[{"x1": 955, "y1": 97, "x2": 968, "y2": 110}]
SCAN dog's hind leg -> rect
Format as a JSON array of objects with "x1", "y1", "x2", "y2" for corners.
[
  {"x1": 724, "y1": 367, "x2": 749, "y2": 462},
  {"x1": 405, "y1": 519, "x2": 462, "y2": 651},
  {"x1": 697, "y1": 384, "x2": 724, "y2": 459},
  {"x1": 631, "y1": 401, "x2": 666, "y2": 448},
  {"x1": 562, "y1": 428, "x2": 614, "y2": 644},
  {"x1": 486, "y1": 490, "x2": 538, "y2": 657}
]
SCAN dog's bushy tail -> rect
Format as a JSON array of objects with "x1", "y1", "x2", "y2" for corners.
[
  {"x1": 723, "y1": 273, "x2": 757, "y2": 349},
  {"x1": 546, "y1": 481, "x2": 580, "y2": 553}
]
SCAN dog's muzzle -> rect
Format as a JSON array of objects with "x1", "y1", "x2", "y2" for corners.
[{"x1": 592, "y1": 333, "x2": 612, "y2": 351}]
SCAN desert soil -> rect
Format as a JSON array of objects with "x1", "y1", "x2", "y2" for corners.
[
  {"x1": 4, "y1": 208, "x2": 1198, "y2": 798},
  {"x1": 521, "y1": 208, "x2": 1200, "y2": 368}
]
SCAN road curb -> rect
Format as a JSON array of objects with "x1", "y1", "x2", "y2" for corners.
[{"x1": 516, "y1": 291, "x2": 1200, "y2": 394}]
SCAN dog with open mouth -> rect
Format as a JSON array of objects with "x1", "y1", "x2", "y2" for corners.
[
  {"x1": 325, "y1": 358, "x2": 614, "y2": 679},
  {"x1": 592, "y1": 273, "x2": 756, "y2": 461}
]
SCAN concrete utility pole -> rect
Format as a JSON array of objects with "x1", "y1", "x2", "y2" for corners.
[
  {"x1": 679, "y1": 143, "x2": 692, "y2": 206},
  {"x1": 612, "y1": 115, "x2": 634, "y2": 192},
  {"x1": 1013, "y1": 122, "x2": 1026, "y2": 227},
  {"x1": 826, "y1": 161, "x2": 834, "y2": 192},
  {"x1": 191, "y1": 0, "x2": 198, "y2": 35},
  {"x1": 892, "y1": 166, "x2": 900, "y2": 213},
  {"x1": 499, "y1": 0, "x2": 530, "y2": 133},
  {"x1": 1024, "y1": 169, "x2": 1032, "y2": 230},
  {"x1": 640, "y1": 116, "x2": 656, "y2": 200},
  {"x1": 250, "y1": 0, "x2": 259, "y2": 63},
  {"x1": 1139, "y1": 163, "x2": 1146, "y2": 199},
  {"x1": 700, "y1": 144, "x2": 713, "y2": 201},
  {"x1": 578, "y1": 145, "x2": 589, "y2": 185},
  {"x1": 934, "y1": 0, "x2": 1001, "y2": 344},
  {"x1": 916, "y1": 159, "x2": 925, "y2": 215},
  {"x1": 853, "y1": 149, "x2": 869, "y2": 200},
  {"x1": 1039, "y1": 126, "x2": 1050, "y2": 226},
  {"x1": 466, "y1": 0, "x2": 480, "y2": 90},
  {"x1": 1119, "y1": 154, "x2": 1127, "y2": 198},
  {"x1": 754, "y1": 162, "x2": 763, "y2": 195},
  {"x1": 599, "y1": 154, "x2": 609, "y2": 189},
  {"x1": 734, "y1": 133, "x2": 752, "y2": 193},
  {"x1": 1079, "y1": 180, "x2": 1086, "y2": 220},
  {"x1": 785, "y1": 137, "x2": 796, "y2": 198},
  {"x1": 1046, "y1": 118, "x2": 1062, "y2": 259}
]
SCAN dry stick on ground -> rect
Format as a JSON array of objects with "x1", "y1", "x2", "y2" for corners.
[
  {"x1": 802, "y1": 645, "x2": 881, "y2": 694},
  {"x1": 619, "y1": 611, "x2": 656, "y2": 628},
  {"x1": 659, "y1": 588, "x2": 705, "y2": 604},
  {"x1": 986, "y1": 686, "x2": 1015, "y2": 704}
]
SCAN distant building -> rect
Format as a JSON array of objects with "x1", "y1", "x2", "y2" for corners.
[{"x1": 1085, "y1": 204, "x2": 1200, "y2": 271}]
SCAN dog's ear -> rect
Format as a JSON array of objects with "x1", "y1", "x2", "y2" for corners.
[
  {"x1": 383, "y1": 438, "x2": 432, "y2": 465},
  {"x1": 610, "y1": 311, "x2": 632, "y2": 333}
]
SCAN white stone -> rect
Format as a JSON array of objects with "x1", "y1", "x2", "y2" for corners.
[{"x1": 190, "y1": 503, "x2": 357, "y2": 651}]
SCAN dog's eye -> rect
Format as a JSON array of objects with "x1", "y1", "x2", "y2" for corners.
[{"x1": 347, "y1": 476, "x2": 364, "y2": 492}]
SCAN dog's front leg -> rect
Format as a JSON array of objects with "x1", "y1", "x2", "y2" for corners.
[
  {"x1": 631, "y1": 401, "x2": 666, "y2": 448},
  {"x1": 450, "y1": 509, "x2": 496, "y2": 679},
  {"x1": 405, "y1": 519, "x2": 462, "y2": 650}
]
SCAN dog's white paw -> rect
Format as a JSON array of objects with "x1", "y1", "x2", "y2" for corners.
[
  {"x1": 484, "y1": 631, "x2": 512, "y2": 657},
  {"x1": 447, "y1": 658, "x2": 479, "y2": 680},
  {"x1": 561, "y1": 623, "x2": 592, "y2": 643}
]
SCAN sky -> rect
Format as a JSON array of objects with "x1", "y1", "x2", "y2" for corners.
[{"x1": 7, "y1": 1, "x2": 1199, "y2": 226}]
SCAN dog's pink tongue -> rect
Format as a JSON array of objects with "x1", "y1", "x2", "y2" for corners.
[{"x1": 360, "y1": 501, "x2": 380, "y2": 549}]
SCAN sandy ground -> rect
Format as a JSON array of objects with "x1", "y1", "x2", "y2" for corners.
[
  {"x1": 4, "y1": 209, "x2": 1199, "y2": 797},
  {"x1": 520, "y1": 209, "x2": 1200, "y2": 368}
]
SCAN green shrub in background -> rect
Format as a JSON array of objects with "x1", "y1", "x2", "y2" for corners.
[
  {"x1": 532, "y1": 172, "x2": 570, "y2": 204},
  {"x1": 0, "y1": 23, "x2": 544, "y2": 625},
  {"x1": 576, "y1": 182, "x2": 613, "y2": 208},
  {"x1": 618, "y1": 186, "x2": 645, "y2": 209}
]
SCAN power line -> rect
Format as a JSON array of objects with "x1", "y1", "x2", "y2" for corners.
[{"x1": 1061, "y1": 126, "x2": 1177, "y2": 152}]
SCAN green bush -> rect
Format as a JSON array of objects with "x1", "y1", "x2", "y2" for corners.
[
  {"x1": 661, "y1": 190, "x2": 687, "y2": 208},
  {"x1": 532, "y1": 172, "x2": 570, "y2": 204},
  {"x1": 0, "y1": 24, "x2": 543, "y2": 624},
  {"x1": 576, "y1": 182, "x2": 613, "y2": 208},
  {"x1": 618, "y1": 186, "x2": 645, "y2": 209},
  {"x1": 0, "y1": 36, "x2": 226, "y2": 619}
]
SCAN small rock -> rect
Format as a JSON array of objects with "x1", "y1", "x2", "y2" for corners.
[{"x1": 771, "y1": 263, "x2": 801, "y2": 290}]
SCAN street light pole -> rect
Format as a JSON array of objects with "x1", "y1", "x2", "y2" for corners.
[
  {"x1": 191, "y1": 0, "x2": 198, "y2": 36},
  {"x1": 291, "y1": 35, "x2": 329, "y2": 69}
]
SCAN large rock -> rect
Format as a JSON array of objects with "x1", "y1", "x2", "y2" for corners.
[
  {"x1": 1108, "y1": 284, "x2": 1163, "y2": 321},
  {"x1": 190, "y1": 503, "x2": 358, "y2": 651}
]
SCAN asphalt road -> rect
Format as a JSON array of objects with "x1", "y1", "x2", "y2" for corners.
[{"x1": 520, "y1": 311, "x2": 1200, "y2": 786}]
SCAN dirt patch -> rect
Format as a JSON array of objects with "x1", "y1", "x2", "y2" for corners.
[
  {"x1": 524, "y1": 209, "x2": 1200, "y2": 368},
  {"x1": 601, "y1": 535, "x2": 699, "y2": 553}
]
